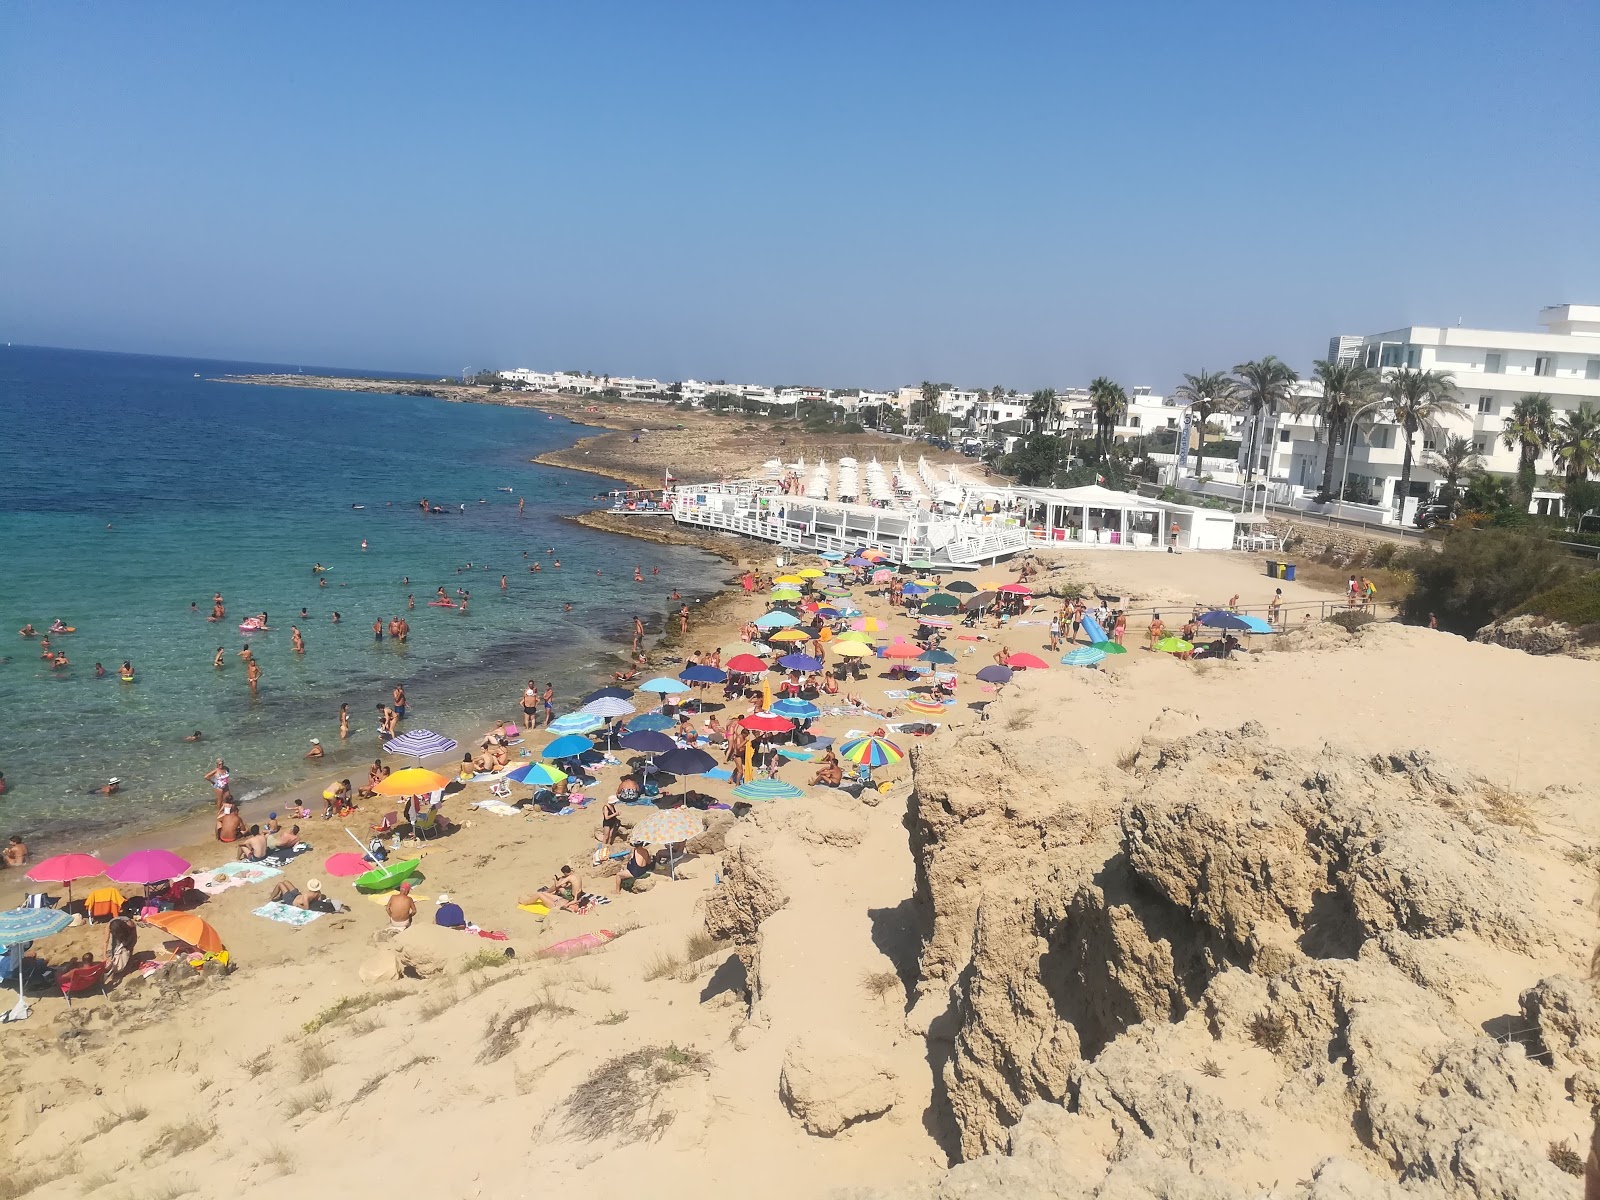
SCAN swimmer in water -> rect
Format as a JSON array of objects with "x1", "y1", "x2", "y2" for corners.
[
  {"x1": 332, "y1": 611, "x2": 341, "y2": 623},
  {"x1": 300, "y1": 608, "x2": 309, "y2": 620},
  {"x1": 17, "y1": 624, "x2": 36, "y2": 637},
  {"x1": 553, "y1": 560, "x2": 560, "y2": 568},
  {"x1": 119, "y1": 661, "x2": 135, "y2": 681},
  {"x1": 214, "y1": 647, "x2": 224, "y2": 668},
  {"x1": 291, "y1": 626, "x2": 305, "y2": 654},
  {"x1": 500, "y1": 575, "x2": 507, "y2": 590},
  {"x1": 312, "y1": 563, "x2": 324, "y2": 573},
  {"x1": 319, "y1": 577, "x2": 326, "y2": 588},
  {"x1": 51, "y1": 652, "x2": 69, "y2": 668},
  {"x1": 407, "y1": 595, "x2": 414, "y2": 610},
  {"x1": 190, "y1": 602, "x2": 199, "y2": 614},
  {"x1": 95, "y1": 662, "x2": 106, "y2": 677},
  {"x1": 361, "y1": 540, "x2": 368, "y2": 550},
  {"x1": 184, "y1": 730, "x2": 203, "y2": 742},
  {"x1": 86, "y1": 777, "x2": 122, "y2": 796},
  {"x1": 564, "y1": 602, "x2": 573, "y2": 612},
  {"x1": 460, "y1": 597, "x2": 469, "y2": 613},
  {"x1": 239, "y1": 644, "x2": 253, "y2": 661},
  {"x1": 531, "y1": 563, "x2": 541, "y2": 572}
]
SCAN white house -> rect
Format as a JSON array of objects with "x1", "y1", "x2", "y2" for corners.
[{"x1": 1279, "y1": 305, "x2": 1600, "y2": 517}]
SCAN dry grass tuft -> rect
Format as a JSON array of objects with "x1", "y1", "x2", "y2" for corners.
[
  {"x1": 345, "y1": 1014, "x2": 381, "y2": 1036},
  {"x1": 0, "y1": 1153, "x2": 82, "y2": 1199},
  {"x1": 1114, "y1": 746, "x2": 1140, "y2": 772},
  {"x1": 346, "y1": 1054, "x2": 436, "y2": 1107},
  {"x1": 127, "y1": 1182, "x2": 194, "y2": 1200},
  {"x1": 1478, "y1": 782, "x2": 1536, "y2": 830},
  {"x1": 302, "y1": 988, "x2": 405, "y2": 1035},
  {"x1": 77, "y1": 1169, "x2": 117, "y2": 1193},
  {"x1": 142, "y1": 1121, "x2": 216, "y2": 1160},
  {"x1": 479, "y1": 1005, "x2": 537, "y2": 1065},
  {"x1": 92, "y1": 1103, "x2": 150, "y2": 1136},
  {"x1": 295, "y1": 1040, "x2": 336, "y2": 1083},
  {"x1": 643, "y1": 950, "x2": 685, "y2": 982},
  {"x1": 597, "y1": 1010, "x2": 630, "y2": 1025},
  {"x1": 283, "y1": 1084, "x2": 333, "y2": 1119},
  {"x1": 460, "y1": 947, "x2": 514, "y2": 973},
  {"x1": 1549, "y1": 1141, "x2": 1585, "y2": 1177},
  {"x1": 258, "y1": 1143, "x2": 297, "y2": 1177},
  {"x1": 1248, "y1": 1011, "x2": 1290, "y2": 1054},
  {"x1": 569, "y1": 972, "x2": 613, "y2": 993},
  {"x1": 513, "y1": 1049, "x2": 574, "y2": 1095},
  {"x1": 241, "y1": 1051, "x2": 273, "y2": 1079},
  {"x1": 1005, "y1": 709, "x2": 1032, "y2": 731},
  {"x1": 861, "y1": 969, "x2": 901, "y2": 1002},
  {"x1": 561, "y1": 1044, "x2": 710, "y2": 1145},
  {"x1": 683, "y1": 930, "x2": 722, "y2": 964},
  {"x1": 1199, "y1": 1058, "x2": 1225, "y2": 1078},
  {"x1": 417, "y1": 988, "x2": 459, "y2": 1021}
]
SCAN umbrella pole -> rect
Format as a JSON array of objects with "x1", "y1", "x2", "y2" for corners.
[{"x1": 345, "y1": 828, "x2": 379, "y2": 863}]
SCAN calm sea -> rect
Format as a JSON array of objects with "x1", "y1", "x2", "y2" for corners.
[{"x1": 0, "y1": 346, "x2": 722, "y2": 848}]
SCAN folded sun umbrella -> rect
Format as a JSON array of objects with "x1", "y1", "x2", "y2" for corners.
[
  {"x1": 680, "y1": 664, "x2": 727, "y2": 683},
  {"x1": 542, "y1": 733, "x2": 596, "y2": 760},
  {"x1": 383, "y1": 729, "x2": 459, "y2": 758},
  {"x1": 731, "y1": 779, "x2": 803, "y2": 802},
  {"x1": 639, "y1": 677, "x2": 690, "y2": 695},
  {"x1": 107, "y1": 848, "x2": 191, "y2": 885},
  {"x1": 581, "y1": 695, "x2": 637, "y2": 717},
  {"x1": 1062, "y1": 647, "x2": 1108, "y2": 667},
  {"x1": 777, "y1": 653, "x2": 822, "y2": 672}
]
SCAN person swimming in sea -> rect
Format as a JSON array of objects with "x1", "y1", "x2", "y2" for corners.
[
  {"x1": 50, "y1": 652, "x2": 69, "y2": 668},
  {"x1": 95, "y1": 662, "x2": 106, "y2": 677},
  {"x1": 214, "y1": 647, "x2": 224, "y2": 668},
  {"x1": 86, "y1": 777, "x2": 121, "y2": 796},
  {"x1": 119, "y1": 660, "x2": 135, "y2": 681},
  {"x1": 17, "y1": 624, "x2": 35, "y2": 637}
]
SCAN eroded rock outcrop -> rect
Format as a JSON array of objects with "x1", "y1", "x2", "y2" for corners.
[
  {"x1": 892, "y1": 710, "x2": 1588, "y2": 1197},
  {"x1": 702, "y1": 823, "x2": 789, "y2": 1010},
  {"x1": 779, "y1": 1031, "x2": 899, "y2": 1136}
]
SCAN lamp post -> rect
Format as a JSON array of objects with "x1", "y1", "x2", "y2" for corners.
[{"x1": 1335, "y1": 400, "x2": 1386, "y2": 521}]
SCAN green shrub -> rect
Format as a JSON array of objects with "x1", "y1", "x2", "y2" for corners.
[
  {"x1": 1506, "y1": 571, "x2": 1600, "y2": 628},
  {"x1": 1400, "y1": 530, "x2": 1577, "y2": 635},
  {"x1": 1367, "y1": 543, "x2": 1399, "y2": 568},
  {"x1": 1326, "y1": 610, "x2": 1375, "y2": 632}
]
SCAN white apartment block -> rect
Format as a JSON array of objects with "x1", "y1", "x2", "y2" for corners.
[{"x1": 1277, "y1": 304, "x2": 1600, "y2": 518}]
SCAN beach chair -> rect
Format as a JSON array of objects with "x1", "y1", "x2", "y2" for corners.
[
  {"x1": 59, "y1": 961, "x2": 109, "y2": 1007},
  {"x1": 488, "y1": 779, "x2": 512, "y2": 799},
  {"x1": 370, "y1": 811, "x2": 399, "y2": 834},
  {"x1": 413, "y1": 809, "x2": 442, "y2": 840},
  {"x1": 84, "y1": 886, "x2": 127, "y2": 922}
]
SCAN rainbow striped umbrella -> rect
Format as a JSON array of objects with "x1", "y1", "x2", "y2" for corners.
[{"x1": 838, "y1": 736, "x2": 904, "y2": 767}]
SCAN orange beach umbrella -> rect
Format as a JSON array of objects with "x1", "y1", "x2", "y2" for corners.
[
  {"x1": 142, "y1": 911, "x2": 225, "y2": 953},
  {"x1": 374, "y1": 768, "x2": 452, "y2": 796}
]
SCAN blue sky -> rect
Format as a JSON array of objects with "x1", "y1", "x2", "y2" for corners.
[{"x1": 2, "y1": 1, "x2": 1595, "y2": 391}]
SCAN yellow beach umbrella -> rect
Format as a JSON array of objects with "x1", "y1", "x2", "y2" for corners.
[
  {"x1": 374, "y1": 767, "x2": 452, "y2": 796},
  {"x1": 832, "y1": 641, "x2": 874, "y2": 658},
  {"x1": 773, "y1": 575, "x2": 804, "y2": 585},
  {"x1": 834, "y1": 630, "x2": 874, "y2": 642},
  {"x1": 769, "y1": 629, "x2": 811, "y2": 643},
  {"x1": 796, "y1": 568, "x2": 824, "y2": 578}
]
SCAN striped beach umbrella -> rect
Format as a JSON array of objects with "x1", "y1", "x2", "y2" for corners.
[
  {"x1": 548, "y1": 711, "x2": 605, "y2": 734},
  {"x1": 581, "y1": 695, "x2": 637, "y2": 717},
  {"x1": 731, "y1": 780, "x2": 804, "y2": 802},
  {"x1": 850, "y1": 617, "x2": 883, "y2": 632},
  {"x1": 1062, "y1": 647, "x2": 1107, "y2": 667},
  {"x1": 838, "y1": 736, "x2": 904, "y2": 767},
  {"x1": 903, "y1": 696, "x2": 951, "y2": 716},
  {"x1": 507, "y1": 762, "x2": 568, "y2": 785},
  {"x1": 383, "y1": 729, "x2": 458, "y2": 758},
  {"x1": 770, "y1": 697, "x2": 820, "y2": 720}
]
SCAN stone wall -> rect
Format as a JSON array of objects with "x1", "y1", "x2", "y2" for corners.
[{"x1": 1260, "y1": 515, "x2": 1431, "y2": 566}]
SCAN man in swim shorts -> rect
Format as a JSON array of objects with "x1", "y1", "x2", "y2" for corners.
[
  {"x1": 386, "y1": 882, "x2": 416, "y2": 931},
  {"x1": 216, "y1": 803, "x2": 243, "y2": 843}
]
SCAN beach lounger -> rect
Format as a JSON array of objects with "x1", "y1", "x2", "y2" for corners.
[
  {"x1": 488, "y1": 779, "x2": 512, "y2": 799},
  {"x1": 413, "y1": 810, "x2": 443, "y2": 840},
  {"x1": 59, "y1": 961, "x2": 109, "y2": 1007}
]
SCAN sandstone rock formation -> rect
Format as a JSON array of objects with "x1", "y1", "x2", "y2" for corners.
[{"x1": 779, "y1": 1031, "x2": 899, "y2": 1136}]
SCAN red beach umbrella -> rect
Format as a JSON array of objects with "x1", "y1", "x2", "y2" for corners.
[
  {"x1": 998, "y1": 583, "x2": 1032, "y2": 594},
  {"x1": 27, "y1": 853, "x2": 107, "y2": 905},
  {"x1": 1007, "y1": 652, "x2": 1050, "y2": 670},
  {"x1": 323, "y1": 853, "x2": 372, "y2": 877},
  {"x1": 725, "y1": 654, "x2": 767, "y2": 674},
  {"x1": 739, "y1": 713, "x2": 794, "y2": 733},
  {"x1": 881, "y1": 641, "x2": 923, "y2": 659}
]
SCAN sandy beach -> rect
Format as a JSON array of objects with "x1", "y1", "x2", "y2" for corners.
[{"x1": 4, "y1": 526, "x2": 1597, "y2": 1199}]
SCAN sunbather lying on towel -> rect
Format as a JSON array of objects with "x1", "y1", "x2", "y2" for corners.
[{"x1": 521, "y1": 866, "x2": 588, "y2": 913}]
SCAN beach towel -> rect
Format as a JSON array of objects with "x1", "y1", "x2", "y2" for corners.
[
  {"x1": 470, "y1": 799, "x2": 521, "y2": 817},
  {"x1": 196, "y1": 862, "x2": 283, "y2": 895},
  {"x1": 252, "y1": 901, "x2": 325, "y2": 928},
  {"x1": 887, "y1": 721, "x2": 941, "y2": 735},
  {"x1": 517, "y1": 902, "x2": 551, "y2": 915},
  {"x1": 883, "y1": 689, "x2": 912, "y2": 699},
  {"x1": 538, "y1": 929, "x2": 617, "y2": 958},
  {"x1": 262, "y1": 844, "x2": 310, "y2": 867},
  {"x1": 364, "y1": 891, "x2": 430, "y2": 907},
  {"x1": 704, "y1": 767, "x2": 733, "y2": 781}
]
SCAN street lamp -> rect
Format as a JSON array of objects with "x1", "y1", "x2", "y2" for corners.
[{"x1": 1335, "y1": 399, "x2": 1387, "y2": 521}]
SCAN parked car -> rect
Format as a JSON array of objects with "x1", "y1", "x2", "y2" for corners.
[{"x1": 1414, "y1": 499, "x2": 1454, "y2": 530}]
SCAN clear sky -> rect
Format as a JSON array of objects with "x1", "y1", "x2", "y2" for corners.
[{"x1": 2, "y1": 1, "x2": 1596, "y2": 392}]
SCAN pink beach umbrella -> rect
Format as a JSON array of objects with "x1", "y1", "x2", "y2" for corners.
[
  {"x1": 26, "y1": 853, "x2": 108, "y2": 905},
  {"x1": 323, "y1": 852, "x2": 372, "y2": 877},
  {"x1": 106, "y1": 848, "x2": 192, "y2": 886}
]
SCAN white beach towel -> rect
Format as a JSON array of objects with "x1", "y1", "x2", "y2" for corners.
[{"x1": 470, "y1": 799, "x2": 521, "y2": 817}]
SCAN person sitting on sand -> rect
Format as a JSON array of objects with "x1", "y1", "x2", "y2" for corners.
[
  {"x1": 360, "y1": 759, "x2": 385, "y2": 799},
  {"x1": 3, "y1": 835, "x2": 26, "y2": 867},
  {"x1": 385, "y1": 882, "x2": 417, "y2": 931},
  {"x1": 809, "y1": 748, "x2": 843, "y2": 787},
  {"x1": 527, "y1": 865, "x2": 585, "y2": 913},
  {"x1": 615, "y1": 840, "x2": 653, "y2": 893},
  {"x1": 217, "y1": 803, "x2": 243, "y2": 843},
  {"x1": 237, "y1": 824, "x2": 270, "y2": 861}
]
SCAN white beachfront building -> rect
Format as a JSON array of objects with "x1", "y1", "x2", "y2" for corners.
[{"x1": 1275, "y1": 305, "x2": 1600, "y2": 520}]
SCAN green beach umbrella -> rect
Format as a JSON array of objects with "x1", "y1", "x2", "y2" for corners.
[
  {"x1": 1089, "y1": 640, "x2": 1127, "y2": 655},
  {"x1": 1154, "y1": 637, "x2": 1194, "y2": 655},
  {"x1": 920, "y1": 594, "x2": 960, "y2": 612},
  {"x1": 770, "y1": 589, "x2": 802, "y2": 602}
]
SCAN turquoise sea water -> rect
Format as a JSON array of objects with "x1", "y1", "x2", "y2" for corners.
[{"x1": 0, "y1": 346, "x2": 723, "y2": 848}]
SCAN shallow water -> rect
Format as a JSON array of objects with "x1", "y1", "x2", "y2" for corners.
[{"x1": 0, "y1": 346, "x2": 723, "y2": 847}]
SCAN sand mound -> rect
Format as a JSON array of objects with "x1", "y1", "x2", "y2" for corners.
[{"x1": 875, "y1": 717, "x2": 1592, "y2": 1199}]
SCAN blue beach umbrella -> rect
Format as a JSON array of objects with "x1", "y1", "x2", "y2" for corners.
[
  {"x1": 506, "y1": 762, "x2": 567, "y2": 786},
  {"x1": 777, "y1": 653, "x2": 823, "y2": 672},
  {"x1": 1199, "y1": 610, "x2": 1252, "y2": 631},
  {"x1": 770, "y1": 698, "x2": 821, "y2": 720},
  {"x1": 582, "y1": 686, "x2": 632, "y2": 704},
  {"x1": 580, "y1": 695, "x2": 636, "y2": 718},
  {"x1": 1236, "y1": 614, "x2": 1276, "y2": 634},
  {"x1": 541, "y1": 734, "x2": 595, "y2": 761},
  {"x1": 639, "y1": 677, "x2": 690, "y2": 695},
  {"x1": 622, "y1": 730, "x2": 677, "y2": 755},
  {"x1": 975, "y1": 665, "x2": 1013, "y2": 685},
  {"x1": 731, "y1": 779, "x2": 804, "y2": 802},
  {"x1": 680, "y1": 664, "x2": 727, "y2": 683},
  {"x1": 547, "y1": 712, "x2": 604, "y2": 735},
  {"x1": 1062, "y1": 647, "x2": 1108, "y2": 667},
  {"x1": 754, "y1": 611, "x2": 800, "y2": 629},
  {"x1": 628, "y1": 713, "x2": 676, "y2": 733},
  {"x1": 813, "y1": 607, "x2": 840, "y2": 618},
  {"x1": 918, "y1": 649, "x2": 957, "y2": 665},
  {"x1": 383, "y1": 729, "x2": 459, "y2": 758},
  {"x1": 0, "y1": 906, "x2": 73, "y2": 1008},
  {"x1": 901, "y1": 582, "x2": 930, "y2": 595},
  {"x1": 818, "y1": 551, "x2": 845, "y2": 560}
]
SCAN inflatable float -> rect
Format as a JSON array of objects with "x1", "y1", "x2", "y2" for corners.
[
  {"x1": 1080, "y1": 615, "x2": 1109, "y2": 645},
  {"x1": 427, "y1": 600, "x2": 457, "y2": 608}
]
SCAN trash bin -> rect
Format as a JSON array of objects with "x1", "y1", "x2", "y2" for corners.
[
  {"x1": 1282, "y1": 563, "x2": 1296, "y2": 581},
  {"x1": 1265, "y1": 560, "x2": 1279, "y2": 578}
]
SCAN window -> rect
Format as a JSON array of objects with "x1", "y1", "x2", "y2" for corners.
[
  {"x1": 1422, "y1": 435, "x2": 1436, "y2": 451},
  {"x1": 1279, "y1": 428, "x2": 1291, "y2": 442},
  {"x1": 1587, "y1": 359, "x2": 1600, "y2": 380},
  {"x1": 1473, "y1": 438, "x2": 1488, "y2": 454},
  {"x1": 1535, "y1": 356, "x2": 1554, "y2": 377},
  {"x1": 1477, "y1": 396, "x2": 1493, "y2": 414},
  {"x1": 1166, "y1": 417, "x2": 1177, "y2": 429},
  {"x1": 1405, "y1": 346, "x2": 1421, "y2": 368},
  {"x1": 1484, "y1": 352, "x2": 1502, "y2": 374},
  {"x1": 1128, "y1": 415, "x2": 1140, "y2": 428},
  {"x1": 1379, "y1": 343, "x2": 1404, "y2": 368},
  {"x1": 1365, "y1": 345, "x2": 1379, "y2": 369}
]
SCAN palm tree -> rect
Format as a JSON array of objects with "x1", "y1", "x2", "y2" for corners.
[
  {"x1": 1421, "y1": 435, "x2": 1483, "y2": 510},
  {"x1": 1171, "y1": 369, "x2": 1239, "y2": 483},
  {"x1": 1232, "y1": 356, "x2": 1299, "y2": 482},
  {"x1": 1383, "y1": 367, "x2": 1463, "y2": 519},
  {"x1": 1501, "y1": 394, "x2": 1557, "y2": 509},
  {"x1": 1087, "y1": 377, "x2": 1127, "y2": 462},
  {"x1": 1309, "y1": 359, "x2": 1378, "y2": 498},
  {"x1": 1553, "y1": 404, "x2": 1600, "y2": 488},
  {"x1": 1026, "y1": 388, "x2": 1057, "y2": 435}
]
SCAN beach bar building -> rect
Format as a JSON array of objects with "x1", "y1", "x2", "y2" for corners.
[{"x1": 1006, "y1": 484, "x2": 1238, "y2": 551}]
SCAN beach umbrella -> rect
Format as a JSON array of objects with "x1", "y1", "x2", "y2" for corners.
[
  {"x1": 962, "y1": 592, "x2": 996, "y2": 611},
  {"x1": 383, "y1": 729, "x2": 458, "y2": 758},
  {"x1": 975, "y1": 665, "x2": 1013, "y2": 684},
  {"x1": 845, "y1": 556, "x2": 872, "y2": 567},
  {"x1": 731, "y1": 780, "x2": 803, "y2": 802},
  {"x1": 823, "y1": 565, "x2": 851, "y2": 574},
  {"x1": 1154, "y1": 637, "x2": 1194, "y2": 655},
  {"x1": 838, "y1": 736, "x2": 904, "y2": 767},
  {"x1": 622, "y1": 730, "x2": 676, "y2": 755},
  {"x1": 944, "y1": 580, "x2": 978, "y2": 593},
  {"x1": 738, "y1": 713, "x2": 794, "y2": 734},
  {"x1": 580, "y1": 695, "x2": 637, "y2": 717},
  {"x1": 767, "y1": 629, "x2": 811, "y2": 644},
  {"x1": 773, "y1": 575, "x2": 804, "y2": 585},
  {"x1": 881, "y1": 641, "x2": 923, "y2": 660},
  {"x1": 754, "y1": 611, "x2": 799, "y2": 629},
  {"x1": 834, "y1": 629, "x2": 874, "y2": 642},
  {"x1": 356, "y1": 858, "x2": 422, "y2": 892},
  {"x1": 1089, "y1": 640, "x2": 1127, "y2": 655},
  {"x1": 850, "y1": 617, "x2": 884, "y2": 632},
  {"x1": 626, "y1": 714, "x2": 676, "y2": 733},
  {"x1": 917, "y1": 617, "x2": 954, "y2": 629},
  {"x1": 834, "y1": 604, "x2": 862, "y2": 617},
  {"x1": 904, "y1": 696, "x2": 951, "y2": 716},
  {"x1": 859, "y1": 549, "x2": 887, "y2": 560},
  {"x1": 918, "y1": 649, "x2": 957, "y2": 665},
  {"x1": 1007, "y1": 652, "x2": 1050, "y2": 670},
  {"x1": 725, "y1": 653, "x2": 767, "y2": 675},
  {"x1": 324, "y1": 852, "x2": 374, "y2": 877},
  {"x1": 796, "y1": 568, "x2": 824, "y2": 579},
  {"x1": 1062, "y1": 647, "x2": 1108, "y2": 667},
  {"x1": 506, "y1": 762, "x2": 567, "y2": 786},
  {"x1": 812, "y1": 607, "x2": 840, "y2": 618},
  {"x1": 142, "y1": 911, "x2": 224, "y2": 954},
  {"x1": 374, "y1": 767, "x2": 451, "y2": 796},
  {"x1": 770, "y1": 589, "x2": 803, "y2": 603},
  {"x1": 541, "y1": 734, "x2": 595, "y2": 760},
  {"x1": 0, "y1": 906, "x2": 72, "y2": 1013},
  {"x1": 998, "y1": 583, "x2": 1032, "y2": 595},
  {"x1": 819, "y1": 551, "x2": 844, "y2": 560},
  {"x1": 582, "y1": 686, "x2": 632, "y2": 704},
  {"x1": 107, "y1": 849, "x2": 191, "y2": 886},
  {"x1": 1236, "y1": 614, "x2": 1276, "y2": 634},
  {"x1": 630, "y1": 806, "x2": 705, "y2": 847},
  {"x1": 680, "y1": 664, "x2": 727, "y2": 683},
  {"x1": 1199, "y1": 611, "x2": 1252, "y2": 631},
  {"x1": 656, "y1": 747, "x2": 718, "y2": 776},
  {"x1": 548, "y1": 711, "x2": 605, "y2": 735},
  {"x1": 639, "y1": 677, "x2": 690, "y2": 695},
  {"x1": 777, "y1": 653, "x2": 822, "y2": 672},
  {"x1": 832, "y1": 641, "x2": 873, "y2": 658},
  {"x1": 901, "y1": 583, "x2": 930, "y2": 595},
  {"x1": 770, "y1": 698, "x2": 820, "y2": 720},
  {"x1": 920, "y1": 594, "x2": 960, "y2": 612},
  {"x1": 26, "y1": 853, "x2": 106, "y2": 904}
]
